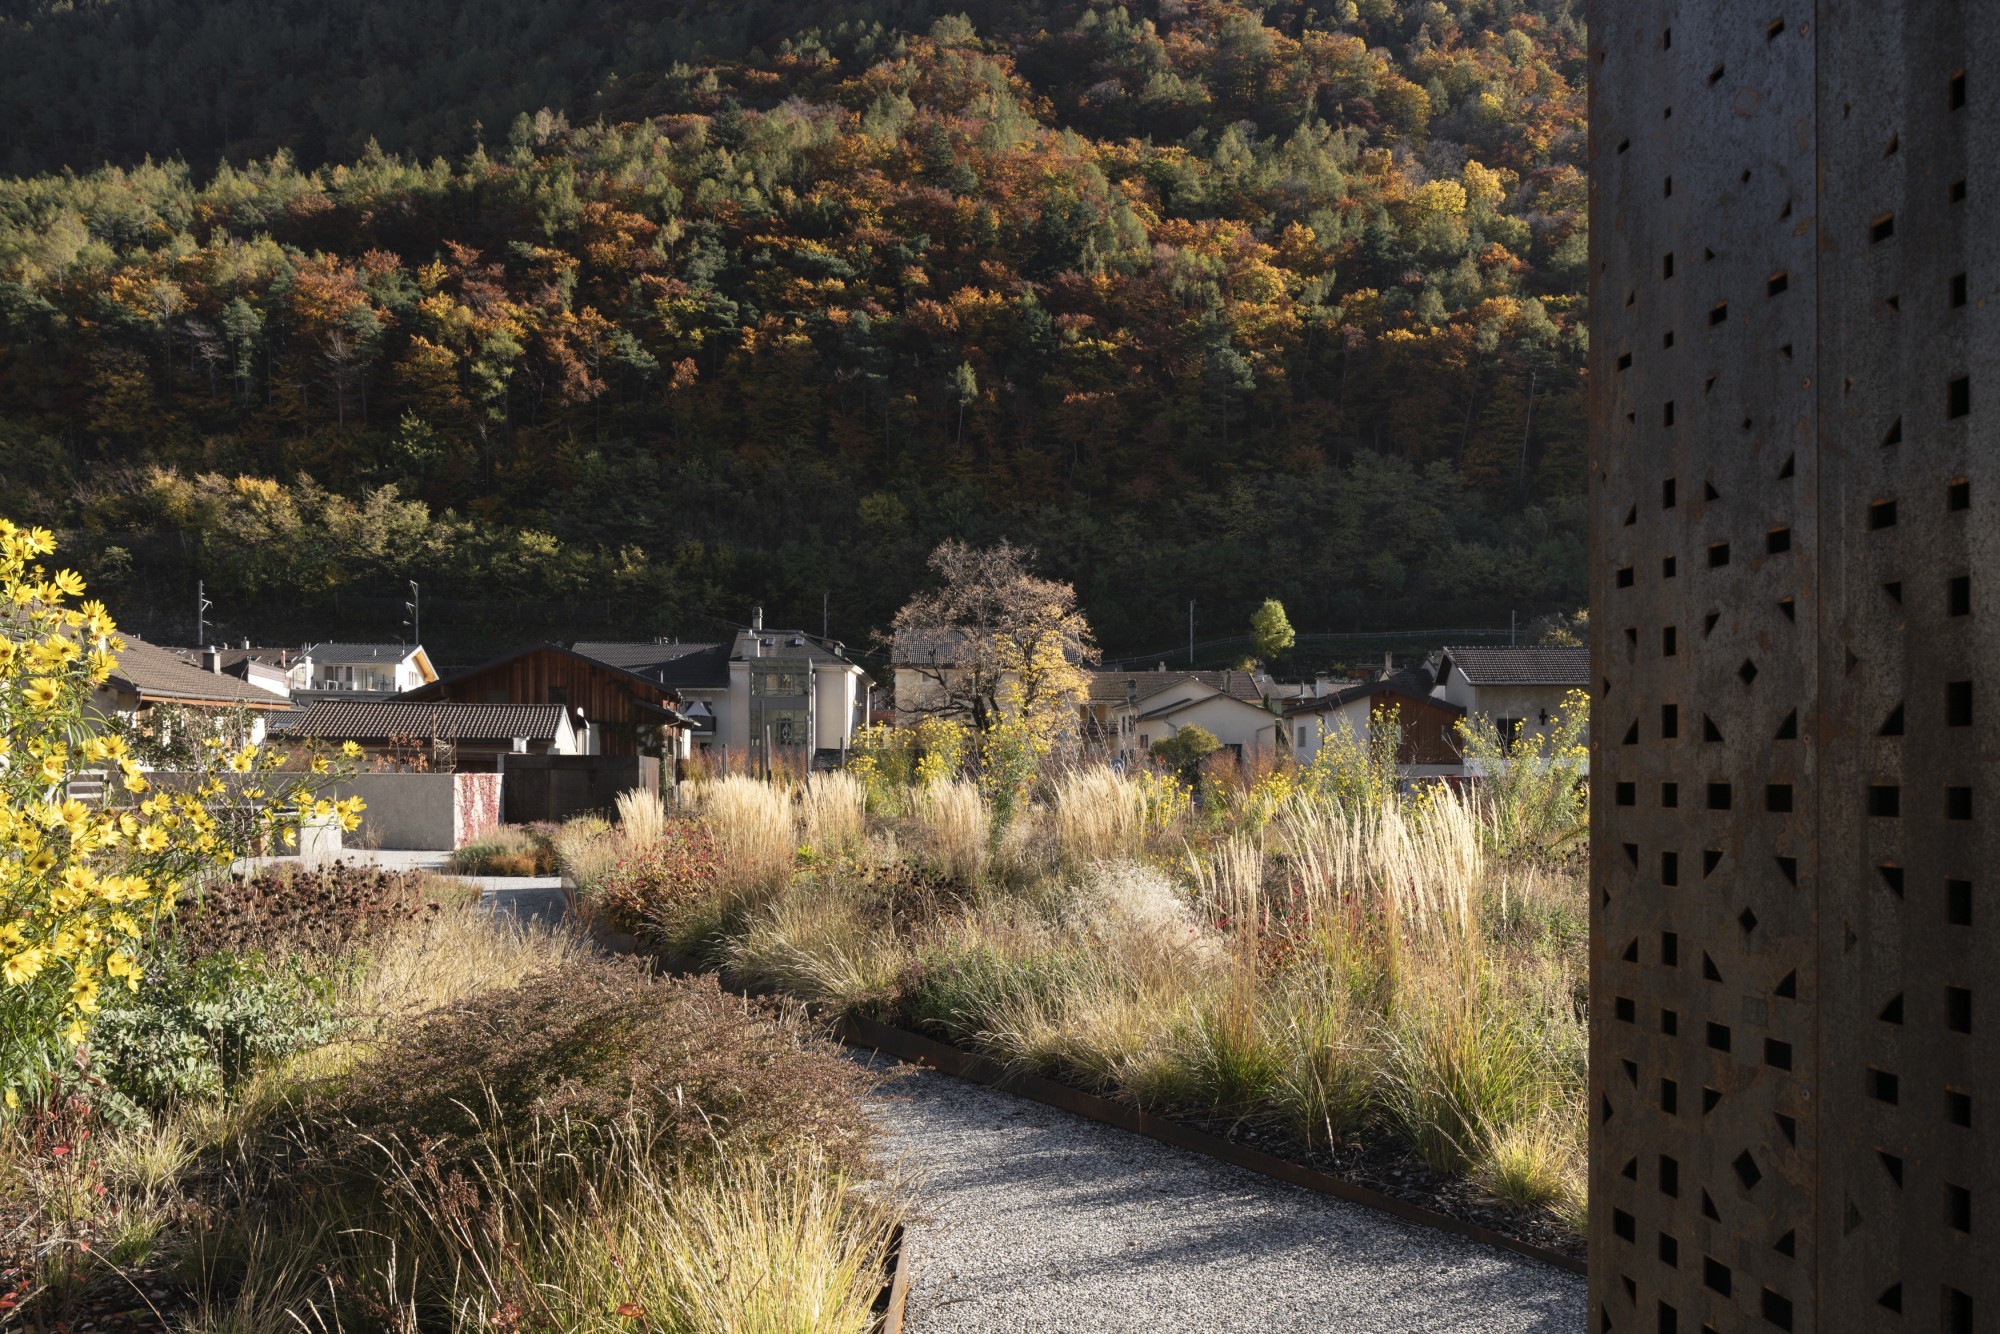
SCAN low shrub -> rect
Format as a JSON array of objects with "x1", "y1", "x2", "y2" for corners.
[
  {"x1": 585, "y1": 820, "x2": 723, "y2": 943},
  {"x1": 325, "y1": 959, "x2": 875, "y2": 1177},
  {"x1": 90, "y1": 948, "x2": 335, "y2": 1109},
  {"x1": 164, "y1": 863, "x2": 461, "y2": 960},
  {"x1": 448, "y1": 824, "x2": 555, "y2": 876}
]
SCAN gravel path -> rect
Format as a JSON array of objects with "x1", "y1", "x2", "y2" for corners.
[{"x1": 860, "y1": 1055, "x2": 1585, "y2": 1333}]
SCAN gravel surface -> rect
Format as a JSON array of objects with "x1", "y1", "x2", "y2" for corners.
[{"x1": 860, "y1": 1055, "x2": 1585, "y2": 1333}]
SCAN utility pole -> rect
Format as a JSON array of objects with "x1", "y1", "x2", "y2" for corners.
[
  {"x1": 822, "y1": 590, "x2": 829, "y2": 639},
  {"x1": 1510, "y1": 610, "x2": 1517, "y2": 646},
  {"x1": 403, "y1": 580, "x2": 420, "y2": 646},
  {"x1": 196, "y1": 580, "x2": 212, "y2": 645},
  {"x1": 1188, "y1": 600, "x2": 1195, "y2": 667}
]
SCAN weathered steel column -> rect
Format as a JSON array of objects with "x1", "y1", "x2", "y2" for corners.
[{"x1": 1589, "y1": 4, "x2": 1994, "y2": 1329}]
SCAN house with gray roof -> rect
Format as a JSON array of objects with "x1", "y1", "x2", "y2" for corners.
[
  {"x1": 573, "y1": 608, "x2": 866, "y2": 766},
  {"x1": 94, "y1": 636, "x2": 293, "y2": 744},
  {"x1": 1431, "y1": 645, "x2": 1589, "y2": 752},
  {"x1": 296, "y1": 642, "x2": 437, "y2": 698}
]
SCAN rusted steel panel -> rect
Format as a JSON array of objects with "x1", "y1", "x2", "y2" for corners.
[{"x1": 1592, "y1": 2, "x2": 1997, "y2": 1329}]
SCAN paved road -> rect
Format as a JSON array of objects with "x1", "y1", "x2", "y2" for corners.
[{"x1": 860, "y1": 1055, "x2": 1586, "y2": 1333}]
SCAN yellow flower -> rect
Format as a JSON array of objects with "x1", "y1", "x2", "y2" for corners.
[
  {"x1": 0, "y1": 638, "x2": 14, "y2": 668},
  {"x1": 228, "y1": 750, "x2": 254, "y2": 773},
  {"x1": 3, "y1": 1088, "x2": 16, "y2": 1110},
  {"x1": 36, "y1": 753, "x2": 63, "y2": 783},
  {"x1": 63, "y1": 1019, "x2": 84, "y2": 1044},
  {"x1": 3, "y1": 949, "x2": 46, "y2": 986},
  {"x1": 136, "y1": 826, "x2": 169, "y2": 853},
  {"x1": 51, "y1": 569, "x2": 85, "y2": 597},
  {"x1": 24, "y1": 678, "x2": 59, "y2": 710},
  {"x1": 342, "y1": 740, "x2": 363, "y2": 759}
]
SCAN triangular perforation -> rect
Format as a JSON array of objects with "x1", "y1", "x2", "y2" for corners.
[
  {"x1": 1702, "y1": 951, "x2": 1723, "y2": 982},
  {"x1": 1878, "y1": 993, "x2": 1904, "y2": 1024},
  {"x1": 1878, "y1": 865, "x2": 1905, "y2": 897},
  {"x1": 1777, "y1": 452, "x2": 1795, "y2": 479},
  {"x1": 1702, "y1": 849, "x2": 1723, "y2": 877},
  {"x1": 1775, "y1": 1228, "x2": 1796, "y2": 1256},
  {"x1": 1881, "y1": 417, "x2": 1903, "y2": 446},
  {"x1": 1775, "y1": 710, "x2": 1798, "y2": 739},
  {"x1": 1776, "y1": 855, "x2": 1798, "y2": 885},
  {"x1": 1704, "y1": 611, "x2": 1721, "y2": 636},
  {"x1": 1775, "y1": 969, "x2": 1797, "y2": 998},
  {"x1": 1623, "y1": 720, "x2": 1639, "y2": 745},
  {"x1": 1704, "y1": 480, "x2": 1721, "y2": 500},
  {"x1": 1701, "y1": 1187, "x2": 1720, "y2": 1218},
  {"x1": 1704, "y1": 714, "x2": 1724, "y2": 742},
  {"x1": 1702, "y1": 1087, "x2": 1722, "y2": 1114},
  {"x1": 1624, "y1": 504, "x2": 1638, "y2": 526},
  {"x1": 1622, "y1": 937, "x2": 1640, "y2": 962},
  {"x1": 1880, "y1": 703, "x2": 1904, "y2": 735}
]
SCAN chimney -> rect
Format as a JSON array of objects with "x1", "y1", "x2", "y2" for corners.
[
  {"x1": 751, "y1": 606, "x2": 764, "y2": 631},
  {"x1": 1314, "y1": 672, "x2": 1328, "y2": 699},
  {"x1": 1382, "y1": 651, "x2": 1393, "y2": 680},
  {"x1": 203, "y1": 647, "x2": 222, "y2": 674},
  {"x1": 1158, "y1": 661, "x2": 1167, "y2": 672},
  {"x1": 242, "y1": 637, "x2": 250, "y2": 650}
]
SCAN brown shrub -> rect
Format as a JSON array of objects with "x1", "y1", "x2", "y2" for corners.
[
  {"x1": 165, "y1": 863, "x2": 466, "y2": 960},
  {"x1": 325, "y1": 958, "x2": 875, "y2": 1176}
]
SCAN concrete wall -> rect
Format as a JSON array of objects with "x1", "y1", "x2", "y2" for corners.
[{"x1": 335, "y1": 772, "x2": 502, "y2": 851}]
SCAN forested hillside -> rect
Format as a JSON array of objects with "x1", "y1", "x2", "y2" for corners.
[{"x1": 0, "y1": 0, "x2": 1587, "y2": 659}]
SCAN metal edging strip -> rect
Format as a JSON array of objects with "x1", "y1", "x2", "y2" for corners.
[{"x1": 834, "y1": 1013, "x2": 1589, "y2": 1279}]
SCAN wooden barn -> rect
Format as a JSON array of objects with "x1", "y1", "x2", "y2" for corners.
[{"x1": 397, "y1": 644, "x2": 686, "y2": 757}]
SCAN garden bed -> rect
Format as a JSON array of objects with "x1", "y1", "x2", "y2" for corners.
[{"x1": 559, "y1": 757, "x2": 1591, "y2": 1267}]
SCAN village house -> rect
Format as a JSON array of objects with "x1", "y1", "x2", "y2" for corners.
[
  {"x1": 296, "y1": 642, "x2": 437, "y2": 697},
  {"x1": 1430, "y1": 645, "x2": 1590, "y2": 751},
  {"x1": 1086, "y1": 669, "x2": 1280, "y2": 769},
  {"x1": 395, "y1": 643, "x2": 685, "y2": 758},
  {"x1": 168, "y1": 644, "x2": 308, "y2": 698},
  {"x1": 289, "y1": 698, "x2": 578, "y2": 771},
  {"x1": 1285, "y1": 664, "x2": 1468, "y2": 779},
  {"x1": 576, "y1": 609, "x2": 867, "y2": 767},
  {"x1": 95, "y1": 636, "x2": 293, "y2": 745}
]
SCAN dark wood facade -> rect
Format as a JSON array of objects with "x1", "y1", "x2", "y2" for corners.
[{"x1": 401, "y1": 645, "x2": 678, "y2": 757}]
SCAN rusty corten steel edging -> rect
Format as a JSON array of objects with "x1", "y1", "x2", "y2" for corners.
[
  {"x1": 873, "y1": 1222, "x2": 912, "y2": 1334},
  {"x1": 834, "y1": 1014, "x2": 1588, "y2": 1278}
]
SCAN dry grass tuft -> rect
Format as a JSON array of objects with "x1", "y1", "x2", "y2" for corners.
[
  {"x1": 697, "y1": 775, "x2": 798, "y2": 894},
  {"x1": 914, "y1": 778, "x2": 989, "y2": 886},
  {"x1": 799, "y1": 772, "x2": 868, "y2": 855},
  {"x1": 615, "y1": 786, "x2": 669, "y2": 848}
]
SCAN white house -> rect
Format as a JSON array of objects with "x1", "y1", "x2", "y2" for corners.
[
  {"x1": 1086, "y1": 671, "x2": 1280, "y2": 768},
  {"x1": 297, "y1": 642, "x2": 438, "y2": 696},
  {"x1": 575, "y1": 609, "x2": 867, "y2": 766},
  {"x1": 289, "y1": 698, "x2": 579, "y2": 770},
  {"x1": 1430, "y1": 645, "x2": 1590, "y2": 751}
]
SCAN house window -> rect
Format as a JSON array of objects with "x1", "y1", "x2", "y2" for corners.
[
  {"x1": 751, "y1": 669, "x2": 809, "y2": 696},
  {"x1": 1139, "y1": 734, "x2": 1150, "y2": 752},
  {"x1": 1297, "y1": 725, "x2": 1310, "y2": 748},
  {"x1": 1497, "y1": 717, "x2": 1523, "y2": 753}
]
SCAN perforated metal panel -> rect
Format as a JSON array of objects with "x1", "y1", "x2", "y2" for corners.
[{"x1": 1589, "y1": 5, "x2": 1997, "y2": 1330}]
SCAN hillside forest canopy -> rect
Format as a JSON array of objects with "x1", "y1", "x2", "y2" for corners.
[{"x1": 0, "y1": 0, "x2": 1588, "y2": 663}]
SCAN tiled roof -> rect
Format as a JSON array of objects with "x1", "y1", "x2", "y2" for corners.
[
  {"x1": 300, "y1": 642, "x2": 420, "y2": 665},
  {"x1": 290, "y1": 699, "x2": 568, "y2": 742},
  {"x1": 1284, "y1": 670, "x2": 1463, "y2": 718},
  {"x1": 1134, "y1": 690, "x2": 1276, "y2": 724},
  {"x1": 1438, "y1": 645, "x2": 1589, "y2": 686},
  {"x1": 108, "y1": 638, "x2": 293, "y2": 707},
  {"x1": 164, "y1": 646, "x2": 304, "y2": 672},
  {"x1": 1087, "y1": 669, "x2": 1264, "y2": 704}
]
